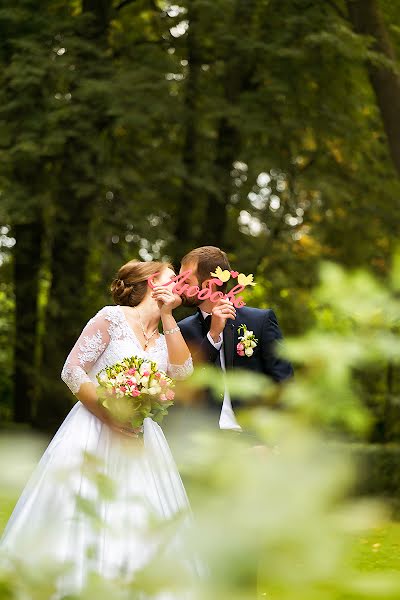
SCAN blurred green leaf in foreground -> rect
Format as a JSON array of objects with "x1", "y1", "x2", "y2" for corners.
[{"x1": 2, "y1": 252, "x2": 400, "y2": 598}]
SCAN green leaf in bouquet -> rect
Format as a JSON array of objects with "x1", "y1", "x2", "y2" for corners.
[
  {"x1": 131, "y1": 414, "x2": 144, "y2": 428},
  {"x1": 155, "y1": 400, "x2": 173, "y2": 411},
  {"x1": 141, "y1": 397, "x2": 151, "y2": 409},
  {"x1": 151, "y1": 412, "x2": 164, "y2": 424},
  {"x1": 131, "y1": 398, "x2": 142, "y2": 410},
  {"x1": 140, "y1": 405, "x2": 152, "y2": 418},
  {"x1": 152, "y1": 403, "x2": 161, "y2": 413}
]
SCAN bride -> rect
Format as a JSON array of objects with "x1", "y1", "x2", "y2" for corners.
[{"x1": 0, "y1": 259, "x2": 197, "y2": 598}]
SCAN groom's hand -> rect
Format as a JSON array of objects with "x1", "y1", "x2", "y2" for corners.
[{"x1": 209, "y1": 299, "x2": 236, "y2": 342}]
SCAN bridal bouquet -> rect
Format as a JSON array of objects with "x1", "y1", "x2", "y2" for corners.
[{"x1": 96, "y1": 356, "x2": 175, "y2": 430}]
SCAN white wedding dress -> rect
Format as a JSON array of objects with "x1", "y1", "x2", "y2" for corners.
[{"x1": 0, "y1": 304, "x2": 198, "y2": 598}]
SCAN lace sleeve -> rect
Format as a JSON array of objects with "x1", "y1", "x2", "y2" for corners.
[
  {"x1": 167, "y1": 355, "x2": 194, "y2": 380},
  {"x1": 61, "y1": 306, "x2": 110, "y2": 395}
]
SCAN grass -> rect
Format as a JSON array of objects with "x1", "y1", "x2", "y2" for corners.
[
  {"x1": 348, "y1": 519, "x2": 400, "y2": 572},
  {"x1": 0, "y1": 493, "x2": 18, "y2": 538},
  {"x1": 1, "y1": 491, "x2": 400, "y2": 572}
]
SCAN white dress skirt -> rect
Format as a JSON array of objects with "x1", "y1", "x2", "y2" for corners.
[{"x1": 0, "y1": 305, "x2": 200, "y2": 598}]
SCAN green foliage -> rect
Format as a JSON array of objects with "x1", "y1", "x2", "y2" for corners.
[
  {"x1": 2, "y1": 418, "x2": 400, "y2": 599},
  {"x1": 0, "y1": 0, "x2": 399, "y2": 526},
  {"x1": 0, "y1": 0, "x2": 400, "y2": 593},
  {"x1": 350, "y1": 443, "x2": 400, "y2": 513},
  {"x1": 0, "y1": 286, "x2": 14, "y2": 422},
  {"x1": 2, "y1": 246, "x2": 400, "y2": 597},
  {"x1": 280, "y1": 253, "x2": 400, "y2": 438}
]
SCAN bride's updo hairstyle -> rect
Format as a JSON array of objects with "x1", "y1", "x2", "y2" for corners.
[{"x1": 110, "y1": 259, "x2": 174, "y2": 307}]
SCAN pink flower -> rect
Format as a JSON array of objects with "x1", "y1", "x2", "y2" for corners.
[
  {"x1": 237, "y1": 343, "x2": 244, "y2": 352},
  {"x1": 237, "y1": 349, "x2": 245, "y2": 356},
  {"x1": 154, "y1": 372, "x2": 161, "y2": 379},
  {"x1": 142, "y1": 370, "x2": 150, "y2": 377},
  {"x1": 126, "y1": 379, "x2": 135, "y2": 386},
  {"x1": 166, "y1": 389, "x2": 175, "y2": 401},
  {"x1": 160, "y1": 393, "x2": 167, "y2": 402},
  {"x1": 127, "y1": 368, "x2": 136, "y2": 375},
  {"x1": 119, "y1": 385, "x2": 127, "y2": 393},
  {"x1": 159, "y1": 379, "x2": 168, "y2": 387},
  {"x1": 131, "y1": 389, "x2": 140, "y2": 397}
]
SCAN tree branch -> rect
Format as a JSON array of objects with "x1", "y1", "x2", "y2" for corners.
[
  {"x1": 325, "y1": 0, "x2": 347, "y2": 20},
  {"x1": 115, "y1": 0, "x2": 138, "y2": 11}
]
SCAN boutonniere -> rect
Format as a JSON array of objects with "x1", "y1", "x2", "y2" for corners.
[{"x1": 236, "y1": 324, "x2": 258, "y2": 357}]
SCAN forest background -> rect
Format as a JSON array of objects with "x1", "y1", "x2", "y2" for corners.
[{"x1": 1, "y1": 0, "x2": 400, "y2": 444}]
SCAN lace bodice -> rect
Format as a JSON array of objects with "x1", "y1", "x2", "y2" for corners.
[{"x1": 61, "y1": 304, "x2": 193, "y2": 395}]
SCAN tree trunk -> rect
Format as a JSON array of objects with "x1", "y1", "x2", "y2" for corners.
[
  {"x1": 13, "y1": 219, "x2": 43, "y2": 423},
  {"x1": 204, "y1": 118, "x2": 239, "y2": 250},
  {"x1": 203, "y1": 0, "x2": 257, "y2": 250},
  {"x1": 34, "y1": 1, "x2": 114, "y2": 432},
  {"x1": 346, "y1": 0, "x2": 400, "y2": 443},
  {"x1": 171, "y1": 2, "x2": 204, "y2": 261},
  {"x1": 346, "y1": 0, "x2": 400, "y2": 175},
  {"x1": 33, "y1": 188, "x2": 95, "y2": 432}
]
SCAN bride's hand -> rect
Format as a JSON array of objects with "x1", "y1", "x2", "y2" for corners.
[
  {"x1": 151, "y1": 285, "x2": 182, "y2": 313},
  {"x1": 106, "y1": 418, "x2": 142, "y2": 438},
  {"x1": 101, "y1": 414, "x2": 143, "y2": 438}
]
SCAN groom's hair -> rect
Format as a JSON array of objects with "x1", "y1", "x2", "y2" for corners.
[{"x1": 181, "y1": 246, "x2": 231, "y2": 292}]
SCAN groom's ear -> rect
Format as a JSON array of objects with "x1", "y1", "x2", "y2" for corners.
[{"x1": 200, "y1": 277, "x2": 213, "y2": 289}]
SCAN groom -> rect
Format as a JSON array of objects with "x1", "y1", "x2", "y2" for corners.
[{"x1": 177, "y1": 246, "x2": 294, "y2": 443}]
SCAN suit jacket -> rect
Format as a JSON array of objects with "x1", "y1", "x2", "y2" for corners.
[{"x1": 178, "y1": 305, "x2": 294, "y2": 418}]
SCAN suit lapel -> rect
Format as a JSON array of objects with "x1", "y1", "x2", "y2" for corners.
[
  {"x1": 196, "y1": 307, "x2": 209, "y2": 336},
  {"x1": 225, "y1": 309, "x2": 243, "y2": 368},
  {"x1": 194, "y1": 307, "x2": 238, "y2": 369}
]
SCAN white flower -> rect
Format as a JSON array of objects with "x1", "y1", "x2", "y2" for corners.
[
  {"x1": 243, "y1": 330, "x2": 253, "y2": 338},
  {"x1": 139, "y1": 362, "x2": 151, "y2": 374},
  {"x1": 250, "y1": 341, "x2": 256, "y2": 348},
  {"x1": 245, "y1": 347, "x2": 254, "y2": 357},
  {"x1": 98, "y1": 372, "x2": 108, "y2": 382},
  {"x1": 149, "y1": 380, "x2": 161, "y2": 393},
  {"x1": 148, "y1": 387, "x2": 159, "y2": 395}
]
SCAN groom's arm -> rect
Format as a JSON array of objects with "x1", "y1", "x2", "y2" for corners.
[
  {"x1": 261, "y1": 309, "x2": 294, "y2": 382},
  {"x1": 188, "y1": 333, "x2": 221, "y2": 364},
  {"x1": 178, "y1": 323, "x2": 220, "y2": 365}
]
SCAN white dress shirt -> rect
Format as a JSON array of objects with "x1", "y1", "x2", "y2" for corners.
[{"x1": 201, "y1": 309, "x2": 242, "y2": 431}]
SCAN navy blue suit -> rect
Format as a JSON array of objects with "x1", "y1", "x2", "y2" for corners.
[{"x1": 178, "y1": 305, "x2": 294, "y2": 418}]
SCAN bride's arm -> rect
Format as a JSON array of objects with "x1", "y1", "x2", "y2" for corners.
[
  {"x1": 60, "y1": 307, "x2": 138, "y2": 434},
  {"x1": 152, "y1": 286, "x2": 193, "y2": 379},
  {"x1": 73, "y1": 381, "x2": 115, "y2": 427}
]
